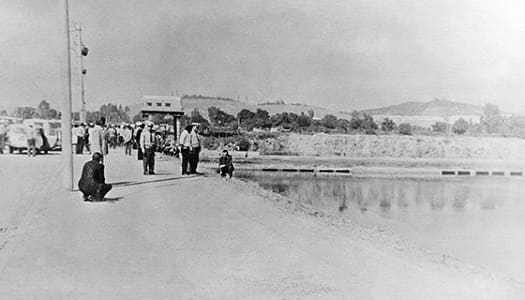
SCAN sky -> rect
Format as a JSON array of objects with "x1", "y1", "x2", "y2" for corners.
[{"x1": 1, "y1": 0, "x2": 525, "y2": 113}]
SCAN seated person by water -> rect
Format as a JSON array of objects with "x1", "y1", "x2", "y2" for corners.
[
  {"x1": 78, "y1": 152, "x2": 112, "y2": 202},
  {"x1": 218, "y1": 149, "x2": 234, "y2": 178}
]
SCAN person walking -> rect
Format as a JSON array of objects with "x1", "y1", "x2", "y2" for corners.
[
  {"x1": 122, "y1": 125, "x2": 133, "y2": 156},
  {"x1": 140, "y1": 122, "x2": 157, "y2": 175},
  {"x1": 78, "y1": 152, "x2": 112, "y2": 202},
  {"x1": 135, "y1": 122, "x2": 145, "y2": 161},
  {"x1": 218, "y1": 149, "x2": 234, "y2": 178},
  {"x1": 27, "y1": 124, "x2": 37, "y2": 157},
  {"x1": 178, "y1": 125, "x2": 192, "y2": 175},
  {"x1": 189, "y1": 123, "x2": 202, "y2": 174},
  {"x1": 89, "y1": 120, "x2": 106, "y2": 163},
  {"x1": 0, "y1": 121, "x2": 6, "y2": 154}
]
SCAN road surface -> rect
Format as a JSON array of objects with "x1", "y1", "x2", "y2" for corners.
[{"x1": 0, "y1": 151, "x2": 523, "y2": 299}]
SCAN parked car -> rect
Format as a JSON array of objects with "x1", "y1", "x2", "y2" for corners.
[{"x1": 6, "y1": 124, "x2": 48, "y2": 154}]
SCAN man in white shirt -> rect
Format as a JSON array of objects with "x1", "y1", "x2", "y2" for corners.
[
  {"x1": 122, "y1": 125, "x2": 133, "y2": 156},
  {"x1": 189, "y1": 123, "x2": 202, "y2": 174},
  {"x1": 140, "y1": 122, "x2": 157, "y2": 175},
  {"x1": 178, "y1": 125, "x2": 192, "y2": 175},
  {"x1": 73, "y1": 124, "x2": 85, "y2": 154}
]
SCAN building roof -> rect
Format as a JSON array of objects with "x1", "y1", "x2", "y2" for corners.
[{"x1": 140, "y1": 95, "x2": 183, "y2": 114}]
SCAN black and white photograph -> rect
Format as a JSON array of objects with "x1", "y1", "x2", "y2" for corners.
[{"x1": 1, "y1": 0, "x2": 525, "y2": 298}]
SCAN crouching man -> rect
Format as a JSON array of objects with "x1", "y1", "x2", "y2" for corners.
[
  {"x1": 78, "y1": 152, "x2": 112, "y2": 202},
  {"x1": 218, "y1": 150, "x2": 234, "y2": 178}
]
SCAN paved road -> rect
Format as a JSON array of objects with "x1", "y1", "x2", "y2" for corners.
[{"x1": 0, "y1": 151, "x2": 523, "y2": 299}]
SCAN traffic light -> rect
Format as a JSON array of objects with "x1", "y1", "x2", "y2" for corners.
[{"x1": 81, "y1": 45, "x2": 89, "y2": 56}]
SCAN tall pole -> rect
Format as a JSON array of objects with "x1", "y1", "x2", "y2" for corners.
[
  {"x1": 62, "y1": 0, "x2": 74, "y2": 190},
  {"x1": 78, "y1": 24, "x2": 86, "y2": 123}
]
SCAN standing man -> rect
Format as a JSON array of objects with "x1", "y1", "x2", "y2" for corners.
[
  {"x1": 122, "y1": 125, "x2": 133, "y2": 156},
  {"x1": 140, "y1": 122, "x2": 157, "y2": 175},
  {"x1": 89, "y1": 120, "x2": 106, "y2": 163},
  {"x1": 0, "y1": 121, "x2": 6, "y2": 154},
  {"x1": 135, "y1": 122, "x2": 145, "y2": 161},
  {"x1": 73, "y1": 123, "x2": 85, "y2": 154},
  {"x1": 78, "y1": 152, "x2": 112, "y2": 202},
  {"x1": 82, "y1": 123, "x2": 90, "y2": 154},
  {"x1": 27, "y1": 124, "x2": 37, "y2": 157},
  {"x1": 178, "y1": 125, "x2": 192, "y2": 175},
  {"x1": 189, "y1": 123, "x2": 202, "y2": 174},
  {"x1": 85, "y1": 123, "x2": 93, "y2": 154}
]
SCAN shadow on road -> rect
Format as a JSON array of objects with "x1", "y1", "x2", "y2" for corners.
[
  {"x1": 97, "y1": 196, "x2": 123, "y2": 203},
  {"x1": 110, "y1": 175, "x2": 195, "y2": 188}
]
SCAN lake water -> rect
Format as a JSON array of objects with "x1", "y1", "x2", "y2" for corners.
[{"x1": 236, "y1": 171, "x2": 525, "y2": 282}]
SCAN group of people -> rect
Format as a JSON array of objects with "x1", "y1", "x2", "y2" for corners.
[
  {"x1": 72, "y1": 122, "x2": 136, "y2": 156},
  {"x1": 78, "y1": 119, "x2": 235, "y2": 202}
]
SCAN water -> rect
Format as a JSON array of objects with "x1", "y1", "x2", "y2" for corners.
[{"x1": 237, "y1": 171, "x2": 525, "y2": 282}]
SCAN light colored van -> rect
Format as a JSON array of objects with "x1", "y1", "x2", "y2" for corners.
[{"x1": 23, "y1": 119, "x2": 62, "y2": 150}]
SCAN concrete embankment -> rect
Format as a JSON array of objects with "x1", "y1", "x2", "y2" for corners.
[
  {"x1": 286, "y1": 133, "x2": 525, "y2": 160},
  {"x1": 200, "y1": 150, "x2": 525, "y2": 178}
]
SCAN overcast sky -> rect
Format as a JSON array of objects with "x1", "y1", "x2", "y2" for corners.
[{"x1": 1, "y1": 0, "x2": 525, "y2": 113}]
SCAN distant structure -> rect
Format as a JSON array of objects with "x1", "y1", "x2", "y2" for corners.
[{"x1": 133, "y1": 95, "x2": 185, "y2": 140}]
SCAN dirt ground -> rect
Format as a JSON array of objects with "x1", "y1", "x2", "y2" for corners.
[{"x1": 0, "y1": 151, "x2": 523, "y2": 299}]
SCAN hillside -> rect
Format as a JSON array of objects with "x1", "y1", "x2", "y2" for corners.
[
  {"x1": 361, "y1": 99, "x2": 483, "y2": 116},
  {"x1": 181, "y1": 97, "x2": 349, "y2": 120}
]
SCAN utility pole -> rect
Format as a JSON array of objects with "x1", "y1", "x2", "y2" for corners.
[
  {"x1": 62, "y1": 0, "x2": 74, "y2": 190},
  {"x1": 71, "y1": 23, "x2": 88, "y2": 123}
]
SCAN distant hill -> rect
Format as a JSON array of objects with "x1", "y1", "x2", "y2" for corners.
[
  {"x1": 180, "y1": 96, "x2": 485, "y2": 121},
  {"x1": 181, "y1": 97, "x2": 350, "y2": 120},
  {"x1": 361, "y1": 99, "x2": 484, "y2": 116}
]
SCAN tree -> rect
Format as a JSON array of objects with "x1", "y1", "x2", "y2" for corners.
[
  {"x1": 361, "y1": 114, "x2": 378, "y2": 134},
  {"x1": 208, "y1": 106, "x2": 236, "y2": 127},
  {"x1": 297, "y1": 112, "x2": 312, "y2": 128},
  {"x1": 398, "y1": 123, "x2": 412, "y2": 135},
  {"x1": 17, "y1": 107, "x2": 36, "y2": 119},
  {"x1": 336, "y1": 118, "x2": 351, "y2": 133},
  {"x1": 431, "y1": 121, "x2": 448, "y2": 133},
  {"x1": 237, "y1": 109, "x2": 257, "y2": 130},
  {"x1": 321, "y1": 114, "x2": 338, "y2": 129},
  {"x1": 37, "y1": 100, "x2": 51, "y2": 119},
  {"x1": 452, "y1": 118, "x2": 469, "y2": 135},
  {"x1": 254, "y1": 109, "x2": 271, "y2": 128},
  {"x1": 270, "y1": 113, "x2": 284, "y2": 127},
  {"x1": 381, "y1": 118, "x2": 396, "y2": 131},
  {"x1": 349, "y1": 110, "x2": 362, "y2": 130}
]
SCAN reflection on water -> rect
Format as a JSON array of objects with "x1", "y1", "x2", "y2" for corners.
[
  {"x1": 237, "y1": 171, "x2": 525, "y2": 281},
  {"x1": 250, "y1": 174, "x2": 512, "y2": 214}
]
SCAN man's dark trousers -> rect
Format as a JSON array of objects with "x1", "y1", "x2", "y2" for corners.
[
  {"x1": 0, "y1": 134, "x2": 4, "y2": 154},
  {"x1": 189, "y1": 146, "x2": 201, "y2": 173},
  {"x1": 143, "y1": 147, "x2": 155, "y2": 174},
  {"x1": 181, "y1": 147, "x2": 190, "y2": 175},
  {"x1": 220, "y1": 165, "x2": 234, "y2": 178},
  {"x1": 76, "y1": 136, "x2": 84, "y2": 154}
]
